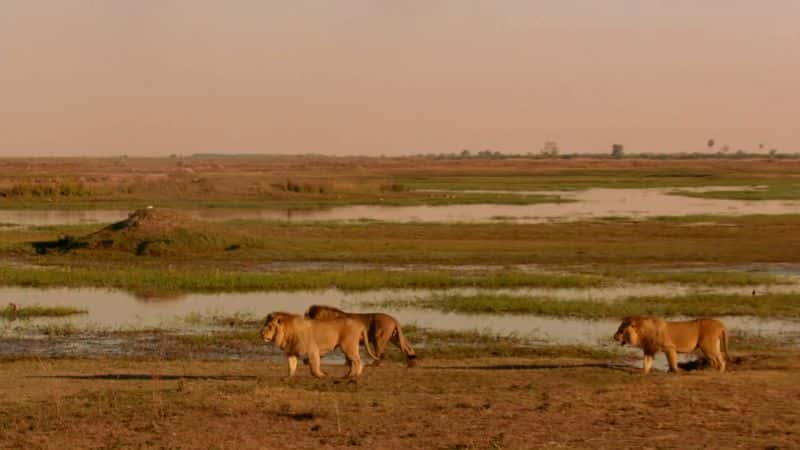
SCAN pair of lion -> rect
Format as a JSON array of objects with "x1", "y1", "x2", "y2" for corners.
[
  {"x1": 262, "y1": 306, "x2": 729, "y2": 377},
  {"x1": 260, "y1": 305, "x2": 416, "y2": 378},
  {"x1": 614, "y1": 315, "x2": 729, "y2": 374}
]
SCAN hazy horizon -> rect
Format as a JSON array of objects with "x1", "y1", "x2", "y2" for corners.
[{"x1": 1, "y1": 1, "x2": 798, "y2": 157}]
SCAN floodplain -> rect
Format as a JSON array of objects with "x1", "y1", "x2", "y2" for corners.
[{"x1": 2, "y1": 156, "x2": 800, "y2": 448}]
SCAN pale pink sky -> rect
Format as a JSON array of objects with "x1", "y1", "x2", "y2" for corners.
[{"x1": 1, "y1": 1, "x2": 798, "y2": 156}]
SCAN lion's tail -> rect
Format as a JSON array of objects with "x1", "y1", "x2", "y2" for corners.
[
  {"x1": 394, "y1": 325, "x2": 417, "y2": 367},
  {"x1": 721, "y1": 327, "x2": 730, "y2": 362},
  {"x1": 362, "y1": 328, "x2": 379, "y2": 361}
]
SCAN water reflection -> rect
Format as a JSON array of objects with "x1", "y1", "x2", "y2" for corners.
[{"x1": 1, "y1": 187, "x2": 798, "y2": 226}]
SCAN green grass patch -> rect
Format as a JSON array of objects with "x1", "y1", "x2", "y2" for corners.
[
  {"x1": 364, "y1": 293, "x2": 800, "y2": 319},
  {"x1": 0, "y1": 266, "x2": 606, "y2": 292},
  {"x1": 1, "y1": 304, "x2": 87, "y2": 319},
  {"x1": 671, "y1": 181, "x2": 800, "y2": 201},
  {"x1": 393, "y1": 171, "x2": 766, "y2": 192},
  {"x1": 611, "y1": 270, "x2": 788, "y2": 286}
]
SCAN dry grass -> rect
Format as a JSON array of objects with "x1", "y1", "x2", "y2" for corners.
[
  {"x1": 2, "y1": 156, "x2": 800, "y2": 209},
  {"x1": 0, "y1": 354, "x2": 798, "y2": 449}
]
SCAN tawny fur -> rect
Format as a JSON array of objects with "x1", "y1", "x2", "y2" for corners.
[
  {"x1": 305, "y1": 305, "x2": 417, "y2": 367},
  {"x1": 613, "y1": 315, "x2": 729, "y2": 374},
  {"x1": 261, "y1": 312, "x2": 378, "y2": 378}
]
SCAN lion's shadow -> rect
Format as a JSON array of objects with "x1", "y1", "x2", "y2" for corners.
[
  {"x1": 422, "y1": 362, "x2": 633, "y2": 372},
  {"x1": 29, "y1": 374, "x2": 258, "y2": 381}
]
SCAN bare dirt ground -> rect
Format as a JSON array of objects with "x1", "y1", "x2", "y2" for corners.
[{"x1": 1, "y1": 352, "x2": 799, "y2": 449}]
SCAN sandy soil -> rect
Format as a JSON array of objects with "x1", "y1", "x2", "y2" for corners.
[{"x1": 1, "y1": 352, "x2": 798, "y2": 449}]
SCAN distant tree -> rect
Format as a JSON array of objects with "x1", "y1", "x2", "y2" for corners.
[
  {"x1": 707, "y1": 139, "x2": 715, "y2": 151},
  {"x1": 611, "y1": 144, "x2": 624, "y2": 158},
  {"x1": 460, "y1": 149, "x2": 471, "y2": 158},
  {"x1": 769, "y1": 148, "x2": 778, "y2": 158},
  {"x1": 541, "y1": 141, "x2": 559, "y2": 157}
]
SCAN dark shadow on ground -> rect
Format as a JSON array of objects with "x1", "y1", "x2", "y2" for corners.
[
  {"x1": 32, "y1": 236, "x2": 87, "y2": 254},
  {"x1": 422, "y1": 362, "x2": 633, "y2": 372},
  {"x1": 29, "y1": 374, "x2": 258, "y2": 381}
]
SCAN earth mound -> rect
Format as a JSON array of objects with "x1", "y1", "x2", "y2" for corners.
[
  {"x1": 35, "y1": 208, "x2": 245, "y2": 256},
  {"x1": 94, "y1": 207, "x2": 196, "y2": 236}
]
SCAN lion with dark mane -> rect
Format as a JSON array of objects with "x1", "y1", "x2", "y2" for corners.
[
  {"x1": 261, "y1": 311, "x2": 378, "y2": 378},
  {"x1": 613, "y1": 315, "x2": 729, "y2": 374},
  {"x1": 305, "y1": 305, "x2": 417, "y2": 367}
]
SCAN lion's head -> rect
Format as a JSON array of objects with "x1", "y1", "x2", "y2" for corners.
[
  {"x1": 261, "y1": 312, "x2": 292, "y2": 343},
  {"x1": 613, "y1": 316, "x2": 645, "y2": 347}
]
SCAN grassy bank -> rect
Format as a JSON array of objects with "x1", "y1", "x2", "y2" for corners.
[
  {"x1": 0, "y1": 264, "x2": 790, "y2": 294},
  {"x1": 609, "y1": 270, "x2": 788, "y2": 286},
  {"x1": 202, "y1": 213, "x2": 800, "y2": 265},
  {"x1": 0, "y1": 266, "x2": 605, "y2": 293},
  {"x1": 363, "y1": 292, "x2": 800, "y2": 319},
  {"x1": 5, "y1": 213, "x2": 800, "y2": 265}
]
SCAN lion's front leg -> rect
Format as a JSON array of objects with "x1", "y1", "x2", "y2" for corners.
[
  {"x1": 642, "y1": 353, "x2": 654, "y2": 374},
  {"x1": 286, "y1": 355, "x2": 298, "y2": 377}
]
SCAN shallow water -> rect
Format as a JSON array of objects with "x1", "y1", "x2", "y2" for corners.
[
  {"x1": 1, "y1": 187, "x2": 798, "y2": 226},
  {"x1": 2, "y1": 286, "x2": 799, "y2": 348}
]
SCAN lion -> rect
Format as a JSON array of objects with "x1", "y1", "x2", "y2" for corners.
[
  {"x1": 261, "y1": 312, "x2": 378, "y2": 378},
  {"x1": 613, "y1": 315, "x2": 729, "y2": 374},
  {"x1": 305, "y1": 305, "x2": 417, "y2": 367}
]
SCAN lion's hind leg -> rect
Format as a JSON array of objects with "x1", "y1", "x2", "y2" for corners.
[
  {"x1": 308, "y1": 350, "x2": 326, "y2": 378},
  {"x1": 370, "y1": 328, "x2": 391, "y2": 367},
  {"x1": 700, "y1": 337, "x2": 726, "y2": 372},
  {"x1": 343, "y1": 348, "x2": 363, "y2": 378},
  {"x1": 393, "y1": 326, "x2": 417, "y2": 367},
  {"x1": 665, "y1": 348, "x2": 681, "y2": 373}
]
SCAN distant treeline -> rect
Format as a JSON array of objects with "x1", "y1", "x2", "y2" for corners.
[
  {"x1": 188, "y1": 151, "x2": 799, "y2": 161},
  {"x1": 416, "y1": 151, "x2": 798, "y2": 161}
]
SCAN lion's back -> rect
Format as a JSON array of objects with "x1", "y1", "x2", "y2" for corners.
[
  {"x1": 310, "y1": 317, "x2": 365, "y2": 347},
  {"x1": 665, "y1": 318, "x2": 726, "y2": 351}
]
